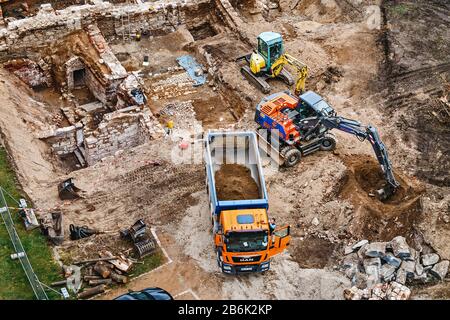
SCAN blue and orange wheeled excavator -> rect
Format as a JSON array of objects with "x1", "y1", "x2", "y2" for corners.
[{"x1": 255, "y1": 90, "x2": 400, "y2": 201}]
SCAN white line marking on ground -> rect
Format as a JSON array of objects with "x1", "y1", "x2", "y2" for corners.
[
  {"x1": 174, "y1": 289, "x2": 201, "y2": 300},
  {"x1": 151, "y1": 227, "x2": 172, "y2": 264}
]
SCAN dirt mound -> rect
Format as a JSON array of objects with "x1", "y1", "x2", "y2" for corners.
[
  {"x1": 338, "y1": 155, "x2": 425, "y2": 241},
  {"x1": 215, "y1": 164, "x2": 260, "y2": 201}
]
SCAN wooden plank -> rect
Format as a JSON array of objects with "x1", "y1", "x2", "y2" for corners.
[
  {"x1": 74, "y1": 256, "x2": 118, "y2": 265},
  {"x1": 99, "y1": 250, "x2": 132, "y2": 273}
]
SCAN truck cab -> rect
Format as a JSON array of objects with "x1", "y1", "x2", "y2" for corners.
[
  {"x1": 205, "y1": 131, "x2": 291, "y2": 274},
  {"x1": 215, "y1": 209, "x2": 290, "y2": 274}
]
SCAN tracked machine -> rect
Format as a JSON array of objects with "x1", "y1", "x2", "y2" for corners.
[
  {"x1": 255, "y1": 90, "x2": 400, "y2": 200},
  {"x1": 237, "y1": 32, "x2": 308, "y2": 95}
]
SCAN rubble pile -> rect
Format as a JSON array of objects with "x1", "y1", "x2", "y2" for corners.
[
  {"x1": 4, "y1": 58, "x2": 51, "y2": 88},
  {"x1": 341, "y1": 236, "x2": 449, "y2": 300},
  {"x1": 158, "y1": 101, "x2": 201, "y2": 132}
]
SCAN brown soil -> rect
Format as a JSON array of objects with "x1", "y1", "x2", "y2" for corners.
[
  {"x1": 71, "y1": 88, "x2": 97, "y2": 105},
  {"x1": 215, "y1": 164, "x2": 260, "y2": 201},
  {"x1": 338, "y1": 155, "x2": 425, "y2": 242},
  {"x1": 0, "y1": 0, "x2": 448, "y2": 301},
  {"x1": 192, "y1": 95, "x2": 236, "y2": 128},
  {"x1": 293, "y1": 236, "x2": 338, "y2": 268}
]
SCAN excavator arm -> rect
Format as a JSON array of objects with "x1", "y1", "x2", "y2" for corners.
[
  {"x1": 320, "y1": 116, "x2": 400, "y2": 200},
  {"x1": 271, "y1": 53, "x2": 309, "y2": 96}
]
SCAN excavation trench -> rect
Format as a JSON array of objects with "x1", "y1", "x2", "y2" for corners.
[{"x1": 338, "y1": 155, "x2": 424, "y2": 242}]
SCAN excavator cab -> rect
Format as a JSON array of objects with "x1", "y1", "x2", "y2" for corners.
[{"x1": 250, "y1": 32, "x2": 284, "y2": 74}]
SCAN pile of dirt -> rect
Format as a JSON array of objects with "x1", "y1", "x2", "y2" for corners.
[
  {"x1": 338, "y1": 155, "x2": 425, "y2": 241},
  {"x1": 215, "y1": 164, "x2": 259, "y2": 201}
]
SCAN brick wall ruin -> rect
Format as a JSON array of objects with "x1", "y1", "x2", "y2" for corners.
[
  {"x1": 0, "y1": 0, "x2": 214, "y2": 61},
  {"x1": 39, "y1": 124, "x2": 83, "y2": 157},
  {"x1": 40, "y1": 106, "x2": 163, "y2": 166},
  {"x1": 0, "y1": 0, "x2": 235, "y2": 169},
  {"x1": 84, "y1": 106, "x2": 153, "y2": 165}
]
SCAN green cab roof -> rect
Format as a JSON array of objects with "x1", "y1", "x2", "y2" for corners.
[{"x1": 258, "y1": 32, "x2": 282, "y2": 45}]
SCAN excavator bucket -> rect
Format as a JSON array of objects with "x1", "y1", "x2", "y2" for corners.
[
  {"x1": 376, "y1": 184, "x2": 397, "y2": 201},
  {"x1": 58, "y1": 178, "x2": 83, "y2": 200}
]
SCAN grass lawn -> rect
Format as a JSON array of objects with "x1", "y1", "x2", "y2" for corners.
[
  {"x1": 0, "y1": 147, "x2": 62, "y2": 300},
  {"x1": 130, "y1": 249, "x2": 165, "y2": 278}
]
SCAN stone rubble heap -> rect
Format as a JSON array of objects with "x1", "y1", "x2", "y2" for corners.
[{"x1": 341, "y1": 236, "x2": 449, "y2": 300}]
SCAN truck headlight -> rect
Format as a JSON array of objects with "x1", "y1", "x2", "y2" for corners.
[
  {"x1": 261, "y1": 262, "x2": 269, "y2": 270},
  {"x1": 223, "y1": 265, "x2": 232, "y2": 270}
]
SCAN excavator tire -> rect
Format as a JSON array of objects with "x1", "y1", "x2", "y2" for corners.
[
  {"x1": 281, "y1": 146, "x2": 302, "y2": 167},
  {"x1": 319, "y1": 133, "x2": 337, "y2": 151}
]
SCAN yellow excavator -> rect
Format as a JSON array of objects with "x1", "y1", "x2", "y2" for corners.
[{"x1": 237, "y1": 32, "x2": 308, "y2": 95}]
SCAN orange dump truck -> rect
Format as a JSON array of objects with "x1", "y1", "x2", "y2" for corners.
[{"x1": 204, "y1": 131, "x2": 291, "y2": 274}]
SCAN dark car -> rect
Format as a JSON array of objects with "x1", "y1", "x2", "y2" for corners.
[{"x1": 114, "y1": 287, "x2": 173, "y2": 300}]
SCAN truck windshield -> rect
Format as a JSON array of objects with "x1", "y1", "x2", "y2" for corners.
[{"x1": 225, "y1": 231, "x2": 268, "y2": 253}]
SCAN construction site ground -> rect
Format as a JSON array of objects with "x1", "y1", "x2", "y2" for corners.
[{"x1": 0, "y1": 0, "x2": 449, "y2": 299}]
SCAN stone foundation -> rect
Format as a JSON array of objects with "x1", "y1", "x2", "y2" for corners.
[{"x1": 84, "y1": 106, "x2": 162, "y2": 165}]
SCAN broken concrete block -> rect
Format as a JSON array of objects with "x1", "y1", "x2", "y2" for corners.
[
  {"x1": 406, "y1": 247, "x2": 418, "y2": 261},
  {"x1": 380, "y1": 264, "x2": 397, "y2": 282},
  {"x1": 382, "y1": 252, "x2": 402, "y2": 268},
  {"x1": 365, "y1": 265, "x2": 381, "y2": 287},
  {"x1": 351, "y1": 239, "x2": 369, "y2": 251},
  {"x1": 395, "y1": 268, "x2": 407, "y2": 285},
  {"x1": 343, "y1": 286, "x2": 363, "y2": 300},
  {"x1": 357, "y1": 243, "x2": 369, "y2": 260},
  {"x1": 386, "y1": 281, "x2": 411, "y2": 300},
  {"x1": 361, "y1": 288, "x2": 371, "y2": 299},
  {"x1": 344, "y1": 245, "x2": 354, "y2": 255},
  {"x1": 342, "y1": 253, "x2": 359, "y2": 278},
  {"x1": 390, "y1": 236, "x2": 411, "y2": 259},
  {"x1": 421, "y1": 253, "x2": 440, "y2": 266},
  {"x1": 430, "y1": 260, "x2": 449, "y2": 280},
  {"x1": 415, "y1": 259, "x2": 424, "y2": 276},
  {"x1": 342, "y1": 253, "x2": 359, "y2": 269},
  {"x1": 423, "y1": 265, "x2": 433, "y2": 272},
  {"x1": 400, "y1": 260, "x2": 416, "y2": 278},
  {"x1": 345, "y1": 267, "x2": 357, "y2": 279},
  {"x1": 363, "y1": 257, "x2": 381, "y2": 270},
  {"x1": 352, "y1": 271, "x2": 369, "y2": 289},
  {"x1": 372, "y1": 283, "x2": 388, "y2": 299},
  {"x1": 364, "y1": 242, "x2": 386, "y2": 258},
  {"x1": 413, "y1": 272, "x2": 429, "y2": 283}
]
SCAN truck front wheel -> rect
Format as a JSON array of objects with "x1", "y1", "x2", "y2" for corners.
[
  {"x1": 320, "y1": 134, "x2": 337, "y2": 151},
  {"x1": 216, "y1": 249, "x2": 223, "y2": 268},
  {"x1": 281, "y1": 147, "x2": 302, "y2": 167}
]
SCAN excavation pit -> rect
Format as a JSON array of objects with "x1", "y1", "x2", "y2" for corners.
[
  {"x1": 342, "y1": 156, "x2": 423, "y2": 207},
  {"x1": 338, "y1": 156, "x2": 425, "y2": 241},
  {"x1": 188, "y1": 22, "x2": 217, "y2": 41}
]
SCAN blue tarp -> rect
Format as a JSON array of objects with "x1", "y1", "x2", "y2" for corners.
[{"x1": 176, "y1": 55, "x2": 206, "y2": 86}]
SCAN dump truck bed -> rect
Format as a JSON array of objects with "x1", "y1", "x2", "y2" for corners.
[{"x1": 205, "y1": 131, "x2": 268, "y2": 215}]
